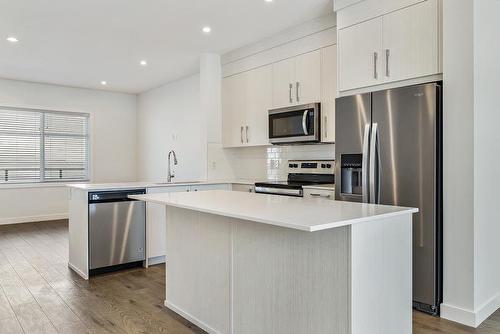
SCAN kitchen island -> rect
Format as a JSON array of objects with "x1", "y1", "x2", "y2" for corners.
[{"x1": 131, "y1": 190, "x2": 417, "y2": 334}]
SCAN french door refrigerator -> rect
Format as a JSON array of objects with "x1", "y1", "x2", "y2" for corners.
[{"x1": 335, "y1": 82, "x2": 443, "y2": 315}]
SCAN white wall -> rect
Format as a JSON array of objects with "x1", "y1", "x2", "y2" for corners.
[
  {"x1": 136, "y1": 74, "x2": 204, "y2": 182},
  {"x1": 0, "y1": 78, "x2": 137, "y2": 224},
  {"x1": 441, "y1": 0, "x2": 475, "y2": 320},
  {"x1": 441, "y1": 0, "x2": 500, "y2": 327},
  {"x1": 473, "y1": 0, "x2": 500, "y2": 323}
]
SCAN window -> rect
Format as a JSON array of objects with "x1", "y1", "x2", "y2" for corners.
[{"x1": 0, "y1": 107, "x2": 90, "y2": 184}]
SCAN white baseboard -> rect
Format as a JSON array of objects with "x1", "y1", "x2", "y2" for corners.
[
  {"x1": 148, "y1": 256, "x2": 166, "y2": 266},
  {"x1": 475, "y1": 291, "x2": 500, "y2": 326},
  {"x1": 68, "y1": 262, "x2": 89, "y2": 280},
  {"x1": 0, "y1": 213, "x2": 68, "y2": 225},
  {"x1": 441, "y1": 292, "x2": 500, "y2": 328},
  {"x1": 440, "y1": 303, "x2": 476, "y2": 327},
  {"x1": 164, "y1": 300, "x2": 220, "y2": 334}
]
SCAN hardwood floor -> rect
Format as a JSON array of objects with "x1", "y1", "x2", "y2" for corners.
[{"x1": 0, "y1": 220, "x2": 499, "y2": 334}]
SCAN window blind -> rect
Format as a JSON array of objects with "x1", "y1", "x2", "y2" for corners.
[{"x1": 0, "y1": 107, "x2": 89, "y2": 184}]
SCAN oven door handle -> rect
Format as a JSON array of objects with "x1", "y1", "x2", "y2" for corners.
[{"x1": 302, "y1": 110, "x2": 309, "y2": 135}]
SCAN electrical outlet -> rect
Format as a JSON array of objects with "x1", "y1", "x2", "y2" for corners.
[
  {"x1": 211, "y1": 161, "x2": 217, "y2": 170},
  {"x1": 270, "y1": 159, "x2": 280, "y2": 169}
]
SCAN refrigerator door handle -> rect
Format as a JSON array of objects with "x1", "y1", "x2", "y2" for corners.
[
  {"x1": 362, "y1": 124, "x2": 370, "y2": 203},
  {"x1": 370, "y1": 123, "x2": 380, "y2": 204}
]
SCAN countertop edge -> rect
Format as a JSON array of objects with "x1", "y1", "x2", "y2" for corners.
[
  {"x1": 129, "y1": 195, "x2": 418, "y2": 232},
  {"x1": 67, "y1": 180, "x2": 257, "y2": 191}
]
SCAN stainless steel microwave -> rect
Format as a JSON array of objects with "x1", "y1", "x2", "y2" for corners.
[{"x1": 268, "y1": 103, "x2": 320, "y2": 144}]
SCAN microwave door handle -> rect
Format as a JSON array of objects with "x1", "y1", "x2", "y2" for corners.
[
  {"x1": 302, "y1": 110, "x2": 309, "y2": 135},
  {"x1": 362, "y1": 124, "x2": 370, "y2": 203}
]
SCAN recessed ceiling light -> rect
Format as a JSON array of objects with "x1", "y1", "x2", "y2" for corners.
[
  {"x1": 202, "y1": 26, "x2": 212, "y2": 34},
  {"x1": 100, "y1": 81, "x2": 107, "y2": 86},
  {"x1": 265, "y1": 0, "x2": 273, "y2": 2},
  {"x1": 6, "y1": 36, "x2": 19, "y2": 43},
  {"x1": 140, "y1": 60, "x2": 147, "y2": 66}
]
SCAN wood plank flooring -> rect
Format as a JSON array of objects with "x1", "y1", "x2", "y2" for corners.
[{"x1": 0, "y1": 220, "x2": 499, "y2": 334}]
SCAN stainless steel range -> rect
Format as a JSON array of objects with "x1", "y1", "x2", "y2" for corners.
[{"x1": 255, "y1": 160, "x2": 334, "y2": 197}]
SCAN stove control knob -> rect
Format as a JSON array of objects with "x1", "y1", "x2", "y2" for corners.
[
  {"x1": 321, "y1": 164, "x2": 326, "y2": 168},
  {"x1": 289, "y1": 164, "x2": 294, "y2": 168},
  {"x1": 326, "y1": 164, "x2": 332, "y2": 168}
]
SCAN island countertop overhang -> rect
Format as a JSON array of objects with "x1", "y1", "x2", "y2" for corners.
[{"x1": 130, "y1": 190, "x2": 418, "y2": 232}]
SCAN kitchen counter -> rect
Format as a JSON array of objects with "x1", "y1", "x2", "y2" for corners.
[
  {"x1": 132, "y1": 190, "x2": 415, "y2": 334},
  {"x1": 67, "y1": 179, "x2": 257, "y2": 191},
  {"x1": 130, "y1": 190, "x2": 416, "y2": 232}
]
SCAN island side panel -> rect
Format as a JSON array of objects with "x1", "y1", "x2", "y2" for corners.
[
  {"x1": 68, "y1": 187, "x2": 89, "y2": 279},
  {"x1": 232, "y1": 220, "x2": 350, "y2": 334},
  {"x1": 350, "y1": 214, "x2": 412, "y2": 334},
  {"x1": 165, "y1": 207, "x2": 231, "y2": 334}
]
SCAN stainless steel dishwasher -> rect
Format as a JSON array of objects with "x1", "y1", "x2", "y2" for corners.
[{"x1": 88, "y1": 189, "x2": 146, "y2": 274}]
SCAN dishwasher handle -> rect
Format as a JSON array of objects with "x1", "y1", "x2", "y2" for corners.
[{"x1": 88, "y1": 189, "x2": 146, "y2": 204}]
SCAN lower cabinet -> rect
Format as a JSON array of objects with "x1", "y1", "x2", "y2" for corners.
[
  {"x1": 146, "y1": 186, "x2": 190, "y2": 264},
  {"x1": 146, "y1": 183, "x2": 232, "y2": 264}
]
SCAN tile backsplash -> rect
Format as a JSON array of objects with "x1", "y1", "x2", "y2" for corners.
[
  {"x1": 207, "y1": 143, "x2": 335, "y2": 181},
  {"x1": 266, "y1": 144, "x2": 335, "y2": 180}
]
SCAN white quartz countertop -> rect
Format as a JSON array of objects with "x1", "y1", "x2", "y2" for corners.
[
  {"x1": 130, "y1": 190, "x2": 417, "y2": 232},
  {"x1": 67, "y1": 180, "x2": 257, "y2": 191}
]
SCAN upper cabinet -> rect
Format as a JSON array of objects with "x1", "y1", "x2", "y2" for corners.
[
  {"x1": 382, "y1": 0, "x2": 440, "y2": 81},
  {"x1": 272, "y1": 50, "x2": 321, "y2": 108},
  {"x1": 338, "y1": 17, "x2": 383, "y2": 92},
  {"x1": 320, "y1": 45, "x2": 337, "y2": 143},
  {"x1": 338, "y1": 0, "x2": 442, "y2": 92},
  {"x1": 223, "y1": 47, "x2": 335, "y2": 148},
  {"x1": 222, "y1": 64, "x2": 272, "y2": 148}
]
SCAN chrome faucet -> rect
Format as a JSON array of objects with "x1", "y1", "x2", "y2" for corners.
[{"x1": 167, "y1": 150, "x2": 178, "y2": 183}]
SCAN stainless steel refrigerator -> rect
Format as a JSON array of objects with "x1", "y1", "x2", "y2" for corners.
[{"x1": 334, "y1": 82, "x2": 442, "y2": 315}]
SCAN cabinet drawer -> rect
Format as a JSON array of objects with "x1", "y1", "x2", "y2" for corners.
[
  {"x1": 303, "y1": 188, "x2": 334, "y2": 199},
  {"x1": 232, "y1": 184, "x2": 255, "y2": 193}
]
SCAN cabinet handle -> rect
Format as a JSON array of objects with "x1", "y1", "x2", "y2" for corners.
[
  {"x1": 385, "y1": 49, "x2": 390, "y2": 77},
  {"x1": 289, "y1": 83, "x2": 293, "y2": 103},
  {"x1": 240, "y1": 126, "x2": 244, "y2": 144},
  {"x1": 324, "y1": 116, "x2": 328, "y2": 139},
  {"x1": 245, "y1": 125, "x2": 249, "y2": 143},
  {"x1": 310, "y1": 193, "x2": 331, "y2": 198},
  {"x1": 296, "y1": 82, "x2": 300, "y2": 102},
  {"x1": 373, "y1": 52, "x2": 378, "y2": 79}
]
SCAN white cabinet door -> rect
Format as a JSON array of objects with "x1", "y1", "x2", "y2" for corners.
[
  {"x1": 382, "y1": 0, "x2": 440, "y2": 82},
  {"x1": 222, "y1": 74, "x2": 247, "y2": 147},
  {"x1": 146, "y1": 186, "x2": 190, "y2": 261},
  {"x1": 320, "y1": 45, "x2": 337, "y2": 143},
  {"x1": 272, "y1": 57, "x2": 296, "y2": 108},
  {"x1": 295, "y1": 50, "x2": 321, "y2": 105},
  {"x1": 245, "y1": 64, "x2": 272, "y2": 146},
  {"x1": 338, "y1": 17, "x2": 383, "y2": 91}
]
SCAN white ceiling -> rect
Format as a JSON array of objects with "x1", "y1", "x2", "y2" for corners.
[{"x1": 0, "y1": 0, "x2": 332, "y2": 94}]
